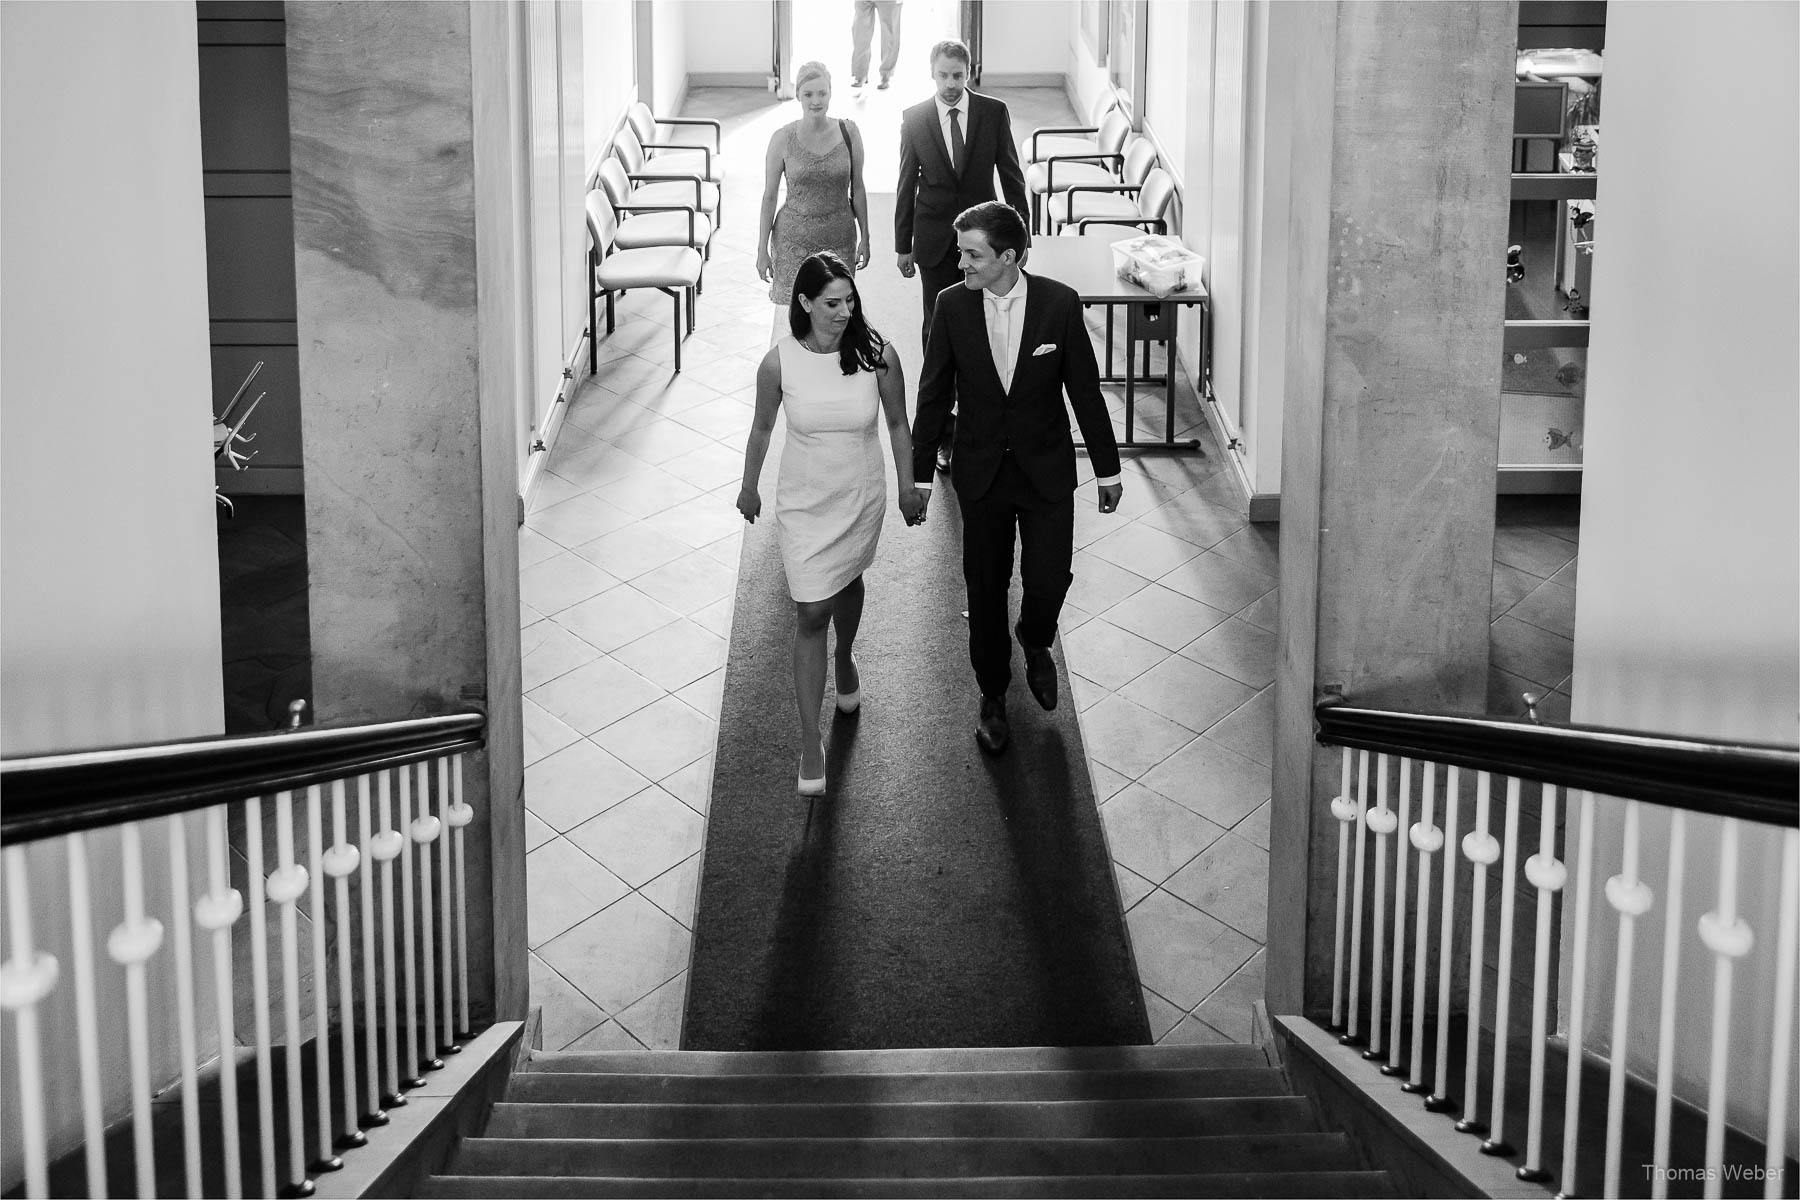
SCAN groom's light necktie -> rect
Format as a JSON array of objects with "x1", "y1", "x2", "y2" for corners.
[
  {"x1": 948, "y1": 106, "x2": 965, "y2": 173},
  {"x1": 988, "y1": 290, "x2": 1020, "y2": 391}
]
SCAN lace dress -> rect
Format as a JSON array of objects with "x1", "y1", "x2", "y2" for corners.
[
  {"x1": 768, "y1": 121, "x2": 858, "y2": 304},
  {"x1": 773, "y1": 336, "x2": 885, "y2": 602}
]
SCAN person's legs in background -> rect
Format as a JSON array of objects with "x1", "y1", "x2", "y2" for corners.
[
  {"x1": 919, "y1": 247, "x2": 961, "y2": 469},
  {"x1": 875, "y1": 0, "x2": 902, "y2": 87},
  {"x1": 850, "y1": 0, "x2": 876, "y2": 86}
]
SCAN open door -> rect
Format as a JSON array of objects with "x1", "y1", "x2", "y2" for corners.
[{"x1": 774, "y1": 0, "x2": 969, "y2": 95}]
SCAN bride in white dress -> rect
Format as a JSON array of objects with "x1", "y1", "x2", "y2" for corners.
[{"x1": 737, "y1": 252, "x2": 926, "y2": 796}]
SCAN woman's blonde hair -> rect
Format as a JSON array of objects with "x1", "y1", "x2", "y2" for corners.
[{"x1": 794, "y1": 60, "x2": 831, "y2": 93}]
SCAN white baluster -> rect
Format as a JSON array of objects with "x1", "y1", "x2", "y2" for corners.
[
  {"x1": 306, "y1": 785, "x2": 338, "y2": 1172},
  {"x1": 372, "y1": 769, "x2": 407, "y2": 1097},
  {"x1": 166, "y1": 815, "x2": 203, "y2": 1197},
  {"x1": 1458, "y1": 772, "x2": 1498, "y2": 1134},
  {"x1": 1519, "y1": 785, "x2": 1563, "y2": 1182},
  {"x1": 1347, "y1": 749, "x2": 1372, "y2": 1044},
  {"x1": 1766, "y1": 828, "x2": 1798, "y2": 1200},
  {"x1": 1330, "y1": 746, "x2": 1356, "y2": 1030},
  {"x1": 65, "y1": 832, "x2": 109, "y2": 1196},
  {"x1": 397, "y1": 765, "x2": 420, "y2": 1086},
  {"x1": 196, "y1": 807, "x2": 244, "y2": 1200},
  {"x1": 270, "y1": 790, "x2": 309, "y2": 1189},
  {"x1": 1560, "y1": 790, "x2": 1599, "y2": 1197},
  {"x1": 1425, "y1": 766, "x2": 1461, "y2": 1114},
  {"x1": 413, "y1": 760, "x2": 443, "y2": 1069},
  {"x1": 1699, "y1": 819, "x2": 1752, "y2": 1200},
  {"x1": 1366, "y1": 754, "x2": 1396, "y2": 1061},
  {"x1": 1604, "y1": 798, "x2": 1654, "y2": 1199},
  {"x1": 113, "y1": 822, "x2": 166, "y2": 1198},
  {"x1": 1404, "y1": 763, "x2": 1441, "y2": 1097},
  {"x1": 436, "y1": 757, "x2": 454, "y2": 1051},
  {"x1": 1, "y1": 844, "x2": 59, "y2": 1199},
  {"x1": 1385, "y1": 756, "x2": 1413, "y2": 1077},
  {"x1": 1651, "y1": 808, "x2": 1688, "y2": 1199},
  {"x1": 326, "y1": 780, "x2": 365, "y2": 1155},
  {"x1": 1483, "y1": 776, "x2": 1523, "y2": 1155},
  {"x1": 355, "y1": 774, "x2": 386, "y2": 1130},
  {"x1": 244, "y1": 798, "x2": 278, "y2": 1199},
  {"x1": 449, "y1": 754, "x2": 474, "y2": 1039}
]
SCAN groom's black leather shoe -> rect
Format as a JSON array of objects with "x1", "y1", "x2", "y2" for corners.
[
  {"x1": 976, "y1": 695, "x2": 1010, "y2": 755},
  {"x1": 1017, "y1": 621, "x2": 1058, "y2": 711}
]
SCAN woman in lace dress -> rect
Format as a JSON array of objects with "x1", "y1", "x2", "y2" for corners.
[{"x1": 756, "y1": 61, "x2": 871, "y2": 304}]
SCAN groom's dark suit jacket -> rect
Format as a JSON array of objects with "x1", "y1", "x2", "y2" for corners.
[
  {"x1": 911, "y1": 272, "x2": 1121, "y2": 501},
  {"x1": 895, "y1": 91, "x2": 1030, "y2": 265}
]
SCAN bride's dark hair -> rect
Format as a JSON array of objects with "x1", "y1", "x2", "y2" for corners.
[{"x1": 789, "y1": 251, "x2": 887, "y2": 375}]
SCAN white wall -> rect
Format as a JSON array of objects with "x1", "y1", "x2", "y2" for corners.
[
  {"x1": 1567, "y1": 0, "x2": 1799, "y2": 1134},
  {"x1": 1141, "y1": 0, "x2": 1188, "y2": 185},
  {"x1": 650, "y1": 0, "x2": 687, "y2": 112},
  {"x1": 682, "y1": 0, "x2": 765, "y2": 77},
  {"x1": 583, "y1": 0, "x2": 637, "y2": 175},
  {"x1": 1, "y1": 0, "x2": 224, "y2": 1181},
  {"x1": 984, "y1": 0, "x2": 1067, "y2": 76}
]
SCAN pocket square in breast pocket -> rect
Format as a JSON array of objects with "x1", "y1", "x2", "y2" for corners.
[{"x1": 1032, "y1": 343, "x2": 1057, "y2": 356}]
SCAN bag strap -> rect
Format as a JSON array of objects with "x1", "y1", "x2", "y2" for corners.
[{"x1": 839, "y1": 119, "x2": 855, "y2": 203}]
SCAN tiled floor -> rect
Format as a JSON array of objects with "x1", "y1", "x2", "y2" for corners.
[
  {"x1": 1488, "y1": 495, "x2": 1580, "y2": 722},
  {"x1": 517, "y1": 83, "x2": 1579, "y2": 1052}
]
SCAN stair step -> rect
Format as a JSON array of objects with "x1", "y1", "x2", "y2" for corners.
[
  {"x1": 523, "y1": 1044, "x2": 1270, "y2": 1076},
  {"x1": 506, "y1": 1066, "x2": 1293, "y2": 1105},
  {"x1": 448, "y1": 1132, "x2": 1361, "y2": 1179},
  {"x1": 483, "y1": 1095, "x2": 1321, "y2": 1140},
  {"x1": 420, "y1": 1171, "x2": 1399, "y2": 1198}
]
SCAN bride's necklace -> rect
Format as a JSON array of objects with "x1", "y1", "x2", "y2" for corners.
[{"x1": 804, "y1": 331, "x2": 840, "y2": 355}]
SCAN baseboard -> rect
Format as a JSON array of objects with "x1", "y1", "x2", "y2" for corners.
[
  {"x1": 1249, "y1": 493, "x2": 1281, "y2": 523},
  {"x1": 520, "y1": 334, "x2": 591, "y2": 516},
  {"x1": 982, "y1": 71, "x2": 1066, "y2": 88},
  {"x1": 687, "y1": 72, "x2": 767, "y2": 89},
  {"x1": 217, "y1": 465, "x2": 303, "y2": 495}
]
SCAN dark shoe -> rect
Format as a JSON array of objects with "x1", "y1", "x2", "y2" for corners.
[
  {"x1": 877, "y1": 75, "x2": 891, "y2": 89},
  {"x1": 851, "y1": 76, "x2": 867, "y2": 88},
  {"x1": 935, "y1": 444, "x2": 953, "y2": 472},
  {"x1": 1017, "y1": 621, "x2": 1058, "y2": 711},
  {"x1": 975, "y1": 695, "x2": 1010, "y2": 755}
]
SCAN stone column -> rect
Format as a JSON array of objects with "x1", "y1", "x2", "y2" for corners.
[
  {"x1": 286, "y1": 1, "x2": 526, "y2": 1023},
  {"x1": 1267, "y1": 0, "x2": 1517, "y2": 1016}
]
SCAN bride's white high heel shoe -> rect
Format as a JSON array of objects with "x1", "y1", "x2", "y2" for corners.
[
  {"x1": 835, "y1": 654, "x2": 861, "y2": 714},
  {"x1": 798, "y1": 739, "x2": 826, "y2": 796}
]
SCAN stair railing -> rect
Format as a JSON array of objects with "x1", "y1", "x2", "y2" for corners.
[
  {"x1": 0, "y1": 708, "x2": 486, "y2": 1199},
  {"x1": 1313, "y1": 697, "x2": 1797, "y2": 1198}
]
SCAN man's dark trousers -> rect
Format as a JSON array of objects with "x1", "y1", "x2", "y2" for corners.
[{"x1": 958, "y1": 453, "x2": 1073, "y2": 698}]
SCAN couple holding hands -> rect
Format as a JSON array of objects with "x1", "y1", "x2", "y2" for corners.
[{"x1": 738, "y1": 41, "x2": 1122, "y2": 796}]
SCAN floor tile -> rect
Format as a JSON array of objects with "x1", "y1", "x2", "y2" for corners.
[
  {"x1": 520, "y1": 551, "x2": 621, "y2": 617},
  {"x1": 1179, "y1": 617, "x2": 1276, "y2": 689},
  {"x1": 1234, "y1": 799, "x2": 1271, "y2": 852},
  {"x1": 1156, "y1": 550, "x2": 1275, "y2": 617},
  {"x1": 640, "y1": 492, "x2": 746, "y2": 549},
  {"x1": 629, "y1": 550, "x2": 738, "y2": 616},
  {"x1": 530, "y1": 953, "x2": 607, "y2": 1049},
  {"x1": 526, "y1": 837, "x2": 631, "y2": 946},
  {"x1": 1142, "y1": 987, "x2": 1184, "y2": 1042},
  {"x1": 556, "y1": 586, "x2": 682, "y2": 653},
  {"x1": 1061, "y1": 618, "x2": 1168, "y2": 691},
  {"x1": 528, "y1": 655, "x2": 665, "y2": 736},
  {"x1": 528, "y1": 493, "x2": 638, "y2": 550},
  {"x1": 1136, "y1": 491, "x2": 1247, "y2": 551},
  {"x1": 1125, "y1": 889, "x2": 1260, "y2": 1010},
  {"x1": 523, "y1": 808, "x2": 555, "y2": 852},
  {"x1": 522, "y1": 697, "x2": 581, "y2": 766},
  {"x1": 538, "y1": 892, "x2": 691, "y2": 1015},
  {"x1": 1065, "y1": 551, "x2": 1152, "y2": 615},
  {"x1": 1209, "y1": 524, "x2": 1279, "y2": 576},
  {"x1": 1086, "y1": 760, "x2": 1132, "y2": 804},
  {"x1": 521, "y1": 621, "x2": 604, "y2": 692},
  {"x1": 575, "y1": 523, "x2": 692, "y2": 581},
  {"x1": 1492, "y1": 526, "x2": 1575, "y2": 580},
  {"x1": 1086, "y1": 522, "x2": 1202, "y2": 580},
  {"x1": 690, "y1": 595, "x2": 736, "y2": 639},
  {"x1": 1102, "y1": 583, "x2": 1231, "y2": 652},
  {"x1": 1080, "y1": 694, "x2": 1198, "y2": 779},
  {"x1": 1159, "y1": 1014, "x2": 1237, "y2": 1046},
  {"x1": 607, "y1": 418, "x2": 714, "y2": 466},
  {"x1": 1099, "y1": 784, "x2": 1226, "y2": 884},
  {"x1": 529, "y1": 471, "x2": 583, "y2": 514},
  {"x1": 549, "y1": 441, "x2": 659, "y2": 492},
  {"x1": 1491, "y1": 561, "x2": 1541, "y2": 622},
  {"x1": 1194, "y1": 950, "x2": 1265, "y2": 1043},
  {"x1": 1164, "y1": 832, "x2": 1269, "y2": 942},
  {"x1": 562, "y1": 1019, "x2": 647, "y2": 1052},
  {"x1": 519, "y1": 527, "x2": 561, "y2": 570},
  {"x1": 675, "y1": 668, "x2": 727, "y2": 720},
  {"x1": 1138, "y1": 735, "x2": 1272, "y2": 828},
  {"x1": 659, "y1": 437, "x2": 747, "y2": 489},
  {"x1": 566, "y1": 786, "x2": 707, "y2": 889},
  {"x1": 641, "y1": 851, "x2": 704, "y2": 928},
  {"x1": 1549, "y1": 557, "x2": 1577, "y2": 589},
  {"x1": 590, "y1": 695, "x2": 717, "y2": 782},
  {"x1": 1069, "y1": 672, "x2": 1109, "y2": 713},
  {"x1": 660, "y1": 753, "x2": 714, "y2": 816},
  {"x1": 1237, "y1": 590, "x2": 1279, "y2": 633},
  {"x1": 1508, "y1": 577, "x2": 1576, "y2": 640},
  {"x1": 615, "y1": 971, "x2": 689, "y2": 1051},
  {"x1": 613, "y1": 619, "x2": 728, "y2": 693},
  {"x1": 1486, "y1": 665, "x2": 1543, "y2": 719},
  {"x1": 1204, "y1": 688, "x2": 1275, "y2": 766},
  {"x1": 525, "y1": 738, "x2": 654, "y2": 831},
  {"x1": 1114, "y1": 864, "x2": 1156, "y2": 911},
  {"x1": 592, "y1": 466, "x2": 704, "y2": 519},
  {"x1": 1490, "y1": 614, "x2": 1574, "y2": 689},
  {"x1": 1119, "y1": 656, "x2": 1257, "y2": 735}
]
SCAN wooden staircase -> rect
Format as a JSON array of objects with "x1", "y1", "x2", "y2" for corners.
[{"x1": 417, "y1": 1043, "x2": 1399, "y2": 1198}]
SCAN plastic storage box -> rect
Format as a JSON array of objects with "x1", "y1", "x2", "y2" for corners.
[{"x1": 1111, "y1": 234, "x2": 1206, "y2": 298}]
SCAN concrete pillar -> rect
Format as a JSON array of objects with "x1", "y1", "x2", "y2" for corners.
[
  {"x1": 286, "y1": 1, "x2": 526, "y2": 1023},
  {"x1": 1267, "y1": 0, "x2": 1517, "y2": 1017}
]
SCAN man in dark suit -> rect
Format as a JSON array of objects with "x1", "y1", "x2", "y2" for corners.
[
  {"x1": 910, "y1": 202, "x2": 1123, "y2": 754},
  {"x1": 895, "y1": 39, "x2": 1029, "y2": 471}
]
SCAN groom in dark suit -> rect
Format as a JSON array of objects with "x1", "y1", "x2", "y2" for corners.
[
  {"x1": 910, "y1": 202, "x2": 1123, "y2": 754},
  {"x1": 896, "y1": 39, "x2": 1029, "y2": 472}
]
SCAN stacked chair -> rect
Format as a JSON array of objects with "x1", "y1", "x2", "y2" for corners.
[
  {"x1": 584, "y1": 192, "x2": 703, "y2": 374},
  {"x1": 1025, "y1": 93, "x2": 1122, "y2": 164},
  {"x1": 1044, "y1": 138, "x2": 1162, "y2": 237},
  {"x1": 1024, "y1": 107, "x2": 1131, "y2": 235}
]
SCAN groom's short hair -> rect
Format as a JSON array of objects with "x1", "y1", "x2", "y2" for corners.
[
  {"x1": 929, "y1": 39, "x2": 971, "y2": 67},
  {"x1": 954, "y1": 202, "x2": 1028, "y2": 261}
]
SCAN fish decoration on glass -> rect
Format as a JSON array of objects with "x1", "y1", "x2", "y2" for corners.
[{"x1": 214, "y1": 360, "x2": 267, "y2": 517}]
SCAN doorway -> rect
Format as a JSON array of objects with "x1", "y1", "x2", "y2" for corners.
[{"x1": 778, "y1": 0, "x2": 962, "y2": 98}]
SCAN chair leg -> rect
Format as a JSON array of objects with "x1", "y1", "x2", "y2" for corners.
[
  {"x1": 686, "y1": 287, "x2": 696, "y2": 335},
  {"x1": 1031, "y1": 193, "x2": 1041, "y2": 236},
  {"x1": 606, "y1": 291, "x2": 615, "y2": 335},
  {"x1": 588, "y1": 250, "x2": 597, "y2": 375},
  {"x1": 672, "y1": 291, "x2": 682, "y2": 373}
]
